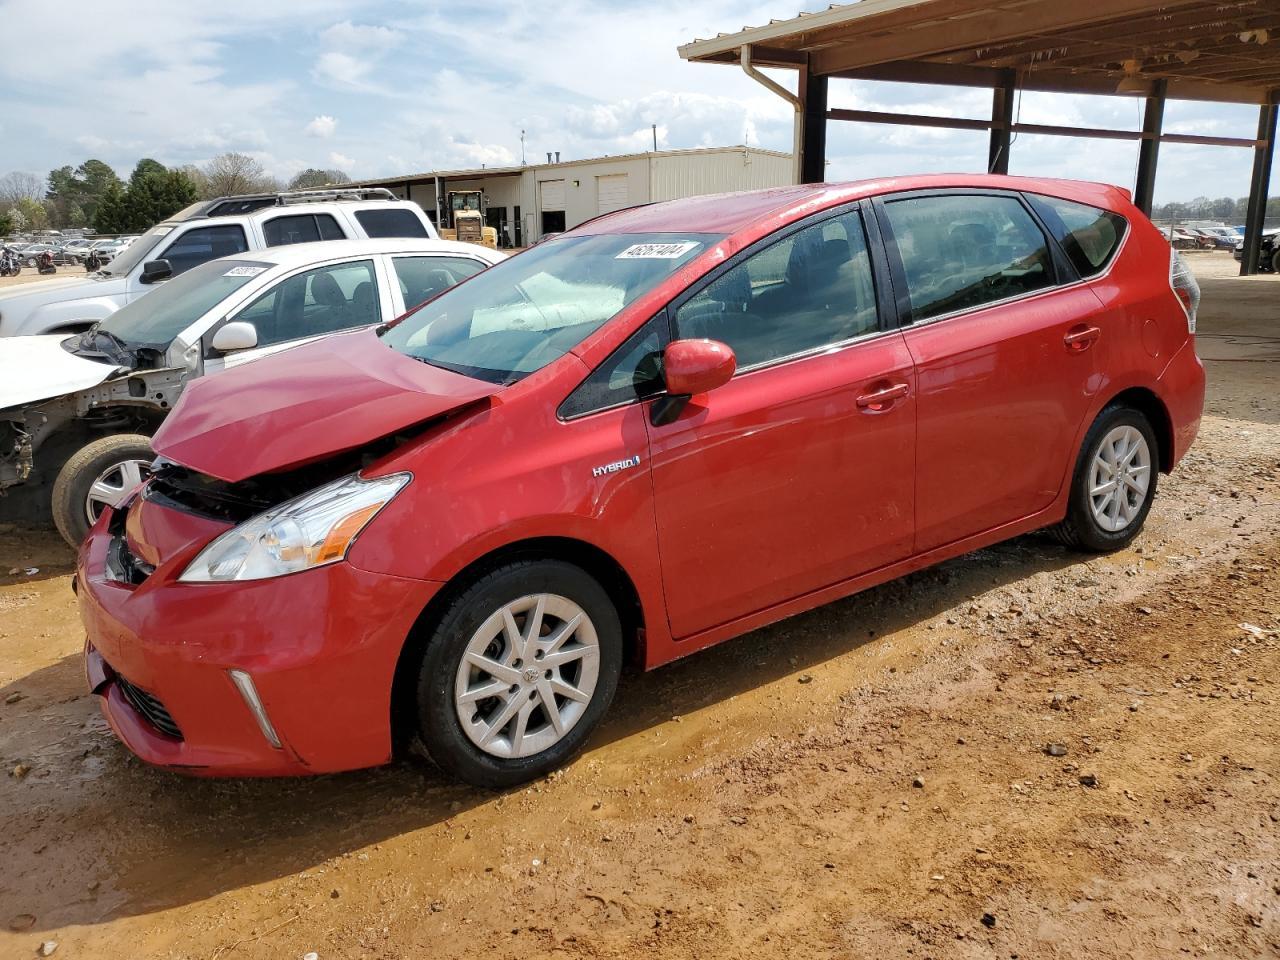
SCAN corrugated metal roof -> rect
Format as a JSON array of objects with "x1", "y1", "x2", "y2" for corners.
[{"x1": 680, "y1": 0, "x2": 1280, "y2": 105}]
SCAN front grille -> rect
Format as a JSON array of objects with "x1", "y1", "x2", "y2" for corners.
[{"x1": 116, "y1": 674, "x2": 184, "y2": 740}]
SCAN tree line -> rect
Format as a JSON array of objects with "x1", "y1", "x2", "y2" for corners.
[
  {"x1": 0, "y1": 154, "x2": 351, "y2": 236},
  {"x1": 1150, "y1": 195, "x2": 1280, "y2": 222}
]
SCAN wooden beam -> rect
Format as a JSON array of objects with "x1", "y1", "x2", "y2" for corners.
[
  {"x1": 944, "y1": 6, "x2": 1274, "y2": 66},
  {"x1": 826, "y1": 107, "x2": 993, "y2": 131},
  {"x1": 826, "y1": 108, "x2": 1262, "y2": 148},
  {"x1": 809, "y1": 0, "x2": 1205, "y2": 75},
  {"x1": 825, "y1": 60, "x2": 1272, "y2": 104}
]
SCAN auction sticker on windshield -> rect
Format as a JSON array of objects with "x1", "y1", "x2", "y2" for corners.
[
  {"x1": 615, "y1": 241, "x2": 701, "y2": 260},
  {"x1": 224, "y1": 266, "x2": 268, "y2": 277}
]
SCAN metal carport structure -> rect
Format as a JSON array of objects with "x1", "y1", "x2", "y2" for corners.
[{"x1": 679, "y1": 0, "x2": 1280, "y2": 274}]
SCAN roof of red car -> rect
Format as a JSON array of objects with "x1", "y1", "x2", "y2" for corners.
[{"x1": 573, "y1": 174, "x2": 1132, "y2": 237}]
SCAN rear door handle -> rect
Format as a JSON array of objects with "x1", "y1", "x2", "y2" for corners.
[
  {"x1": 856, "y1": 382, "x2": 910, "y2": 411},
  {"x1": 1064, "y1": 325, "x2": 1101, "y2": 351}
]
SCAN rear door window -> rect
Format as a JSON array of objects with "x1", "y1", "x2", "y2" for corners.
[
  {"x1": 263, "y1": 214, "x2": 346, "y2": 247},
  {"x1": 392, "y1": 255, "x2": 489, "y2": 310},
  {"x1": 881, "y1": 194, "x2": 1054, "y2": 323},
  {"x1": 158, "y1": 225, "x2": 249, "y2": 276},
  {"x1": 1026, "y1": 194, "x2": 1128, "y2": 277},
  {"x1": 355, "y1": 208, "x2": 430, "y2": 239}
]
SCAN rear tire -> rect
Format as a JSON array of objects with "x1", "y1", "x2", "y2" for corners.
[
  {"x1": 51, "y1": 434, "x2": 154, "y2": 547},
  {"x1": 1050, "y1": 405, "x2": 1159, "y2": 553},
  {"x1": 1270, "y1": 249, "x2": 1280, "y2": 274},
  {"x1": 415, "y1": 560, "x2": 622, "y2": 788}
]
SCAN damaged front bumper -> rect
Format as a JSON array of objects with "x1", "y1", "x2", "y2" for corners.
[{"x1": 77, "y1": 490, "x2": 443, "y2": 776}]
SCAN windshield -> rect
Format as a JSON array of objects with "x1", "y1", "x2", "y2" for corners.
[
  {"x1": 98, "y1": 258, "x2": 271, "y2": 347},
  {"x1": 98, "y1": 224, "x2": 173, "y2": 276},
  {"x1": 379, "y1": 232, "x2": 719, "y2": 383}
]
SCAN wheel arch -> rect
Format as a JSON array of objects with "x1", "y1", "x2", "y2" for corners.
[
  {"x1": 388, "y1": 535, "x2": 646, "y2": 753},
  {"x1": 1103, "y1": 385, "x2": 1174, "y2": 473}
]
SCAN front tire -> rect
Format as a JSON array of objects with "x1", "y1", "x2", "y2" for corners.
[
  {"x1": 1051, "y1": 405, "x2": 1159, "y2": 552},
  {"x1": 415, "y1": 560, "x2": 623, "y2": 788},
  {"x1": 51, "y1": 434, "x2": 154, "y2": 547}
]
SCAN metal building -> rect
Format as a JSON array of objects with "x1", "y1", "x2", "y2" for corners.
[
  {"x1": 680, "y1": 0, "x2": 1280, "y2": 275},
  {"x1": 345, "y1": 146, "x2": 792, "y2": 247}
]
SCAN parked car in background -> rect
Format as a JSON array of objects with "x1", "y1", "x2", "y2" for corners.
[
  {"x1": 90, "y1": 238, "x2": 132, "y2": 263},
  {"x1": 1232, "y1": 227, "x2": 1280, "y2": 270},
  {"x1": 19, "y1": 242, "x2": 59, "y2": 266},
  {"x1": 76, "y1": 174, "x2": 1204, "y2": 787},
  {"x1": 1, "y1": 238, "x2": 501, "y2": 545},
  {"x1": 56, "y1": 239, "x2": 95, "y2": 264},
  {"x1": 0, "y1": 188, "x2": 438, "y2": 339}
]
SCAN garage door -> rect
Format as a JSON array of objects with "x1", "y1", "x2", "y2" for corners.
[
  {"x1": 597, "y1": 174, "x2": 629, "y2": 214},
  {"x1": 539, "y1": 179, "x2": 566, "y2": 211}
]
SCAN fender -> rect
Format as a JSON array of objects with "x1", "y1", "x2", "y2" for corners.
[{"x1": 16, "y1": 293, "x2": 126, "y2": 337}]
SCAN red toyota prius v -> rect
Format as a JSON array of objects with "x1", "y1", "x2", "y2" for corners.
[{"x1": 76, "y1": 174, "x2": 1205, "y2": 787}]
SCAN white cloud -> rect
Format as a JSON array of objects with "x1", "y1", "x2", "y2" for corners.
[
  {"x1": 319, "y1": 21, "x2": 401, "y2": 54},
  {"x1": 305, "y1": 115, "x2": 337, "y2": 138},
  {"x1": 313, "y1": 51, "x2": 369, "y2": 88},
  {"x1": 0, "y1": 0, "x2": 1271, "y2": 202},
  {"x1": 328, "y1": 151, "x2": 355, "y2": 169}
]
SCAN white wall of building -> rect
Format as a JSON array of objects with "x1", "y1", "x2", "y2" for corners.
[
  {"x1": 652, "y1": 148, "x2": 794, "y2": 201},
  {"x1": 365, "y1": 148, "x2": 792, "y2": 246}
]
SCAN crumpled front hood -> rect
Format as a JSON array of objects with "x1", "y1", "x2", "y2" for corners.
[
  {"x1": 0, "y1": 334, "x2": 121, "y2": 410},
  {"x1": 152, "y1": 328, "x2": 499, "y2": 482}
]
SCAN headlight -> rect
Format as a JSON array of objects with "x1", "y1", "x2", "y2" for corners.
[{"x1": 179, "y1": 472, "x2": 410, "y2": 583}]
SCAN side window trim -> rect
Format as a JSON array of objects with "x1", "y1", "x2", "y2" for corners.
[
  {"x1": 557, "y1": 309, "x2": 672, "y2": 421},
  {"x1": 869, "y1": 187, "x2": 1066, "y2": 328}
]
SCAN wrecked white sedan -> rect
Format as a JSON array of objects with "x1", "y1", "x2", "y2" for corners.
[{"x1": 0, "y1": 238, "x2": 503, "y2": 545}]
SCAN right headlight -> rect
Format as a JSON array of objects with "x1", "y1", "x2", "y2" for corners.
[{"x1": 179, "y1": 472, "x2": 410, "y2": 583}]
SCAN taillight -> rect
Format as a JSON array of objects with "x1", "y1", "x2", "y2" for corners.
[{"x1": 1170, "y1": 250, "x2": 1200, "y2": 333}]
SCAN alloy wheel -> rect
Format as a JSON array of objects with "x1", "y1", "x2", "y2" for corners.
[
  {"x1": 454, "y1": 593, "x2": 600, "y2": 759},
  {"x1": 1088, "y1": 425, "x2": 1151, "y2": 533},
  {"x1": 85, "y1": 458, "x2": 152, "y2": 525}
]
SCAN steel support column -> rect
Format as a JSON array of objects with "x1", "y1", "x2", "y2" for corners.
[
  {"x1": 1133, "y1": 80, "x2": 1166, "y2": 217},
  {"x1": 1241, "y1": 103, "x2": 1278, "y2": 276},
  {"x1": 800, "y1": 68, "x2": 829, "y2": 183},
  {"x1": 988, "y1": 69, "x2": 1015, "y2": 174}
]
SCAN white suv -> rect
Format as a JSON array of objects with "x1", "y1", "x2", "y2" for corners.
[{"x1": 0, "y1": 188, "x2": 438, "y2": 338}]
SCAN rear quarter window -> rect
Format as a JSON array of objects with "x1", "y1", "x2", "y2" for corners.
[
  {"x1": 1027, "y1": 194, "x2": 1128, "y2": 278},
  {"x1": 355, "y1": 208, "x2": 430, "y2": 239}
]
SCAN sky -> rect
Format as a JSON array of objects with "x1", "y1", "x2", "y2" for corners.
[{"x1": 0, "y1": 0, "x2": 1272, "y2": 205}]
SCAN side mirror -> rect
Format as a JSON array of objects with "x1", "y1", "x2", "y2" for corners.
[
  {"x1": 210, "y1": 321, "x2": 259, "y2": 353},
  {"x1": 663, "y1": 338, "x2": 736, "y2": 396},
  {"x1": 139, "y1": 259, "x2": 173, "y2": 284}
]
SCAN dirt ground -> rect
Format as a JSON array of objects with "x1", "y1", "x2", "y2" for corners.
[
  {"x1": 0, "y1": 252, "x2": 1277, "y2": 959},
  {"x1": 0, "y1": 268, "x2": 80, "y2": 290}
]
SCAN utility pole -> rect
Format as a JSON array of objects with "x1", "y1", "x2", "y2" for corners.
[
  {"x1": 652, "y1": 123, "x2": 658, "y2": 152},
  {"x1": 520, "y1": 129, "x2": 526, "y2": 166}
]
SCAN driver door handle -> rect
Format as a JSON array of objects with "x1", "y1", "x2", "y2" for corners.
[{"x1": 856, "y1": 382, "x2": 910, "y2": 412}]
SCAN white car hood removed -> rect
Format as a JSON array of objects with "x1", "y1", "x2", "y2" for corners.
[{"x1": 0, "y1": 335, "x2": 122, "y2": 410}]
